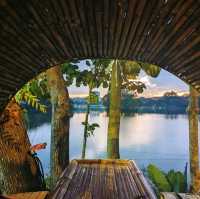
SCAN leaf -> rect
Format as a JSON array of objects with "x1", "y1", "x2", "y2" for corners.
[
  {"x1": 122, "y1": 61, "x2": 141, "y2": 76},
  {"x1": 103, "y1": 81, "x2": 108, "y2": 88},
  {"x1": 140, "y1": 63, "x2": 161, "y2": 77},
  {"x1": 82, "y1": 122, "x2": 87, "y2": 126},
  {"x1": 86, "y1": 60, "x2": 91, "y2": 66},
  {"x1": 166, "y1": 170, "x2": 176, "y2": 188},
  {"x1": 166, "y1": 170, "x2": 186, "y2": 192},
  {"x1": 85, "y1": 122, "x2": 100, "y2": 137},
  {"x1": 92, "y1": 123, "x2": 100, "y2": 128},
  {"x1": 147, "y1": 164, "x2": 171, "y2": 192},
  {"x1": 15, "y1": 83, "x2": 47, "y2": 113},
  {"x1": 89, "y1": 92, "x2": 99, "y2": 104}
]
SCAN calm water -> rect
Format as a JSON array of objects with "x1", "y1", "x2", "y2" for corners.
[{"x1": 28, "y1": 113, "x2": 198, "y2": 175}]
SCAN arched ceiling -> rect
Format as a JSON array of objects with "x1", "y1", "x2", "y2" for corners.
[{"x1": 0, "y1": 0, "x2": 199, "y2": 111}]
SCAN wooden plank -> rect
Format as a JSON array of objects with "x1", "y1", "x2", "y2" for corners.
[
  {"x1": 146, "y1": 0, "x2": 185, "y2": 61},
  {"x1": 5, "y1": 191, "x2": 48, "y2": 199},
  {"x1": 161, "y1": 192, "x2": 200, "y2": 199},
  {"x1": 178, "y1": 193, "x2": 200, "y2": 199},
  {"x1": 124, "y1": 0, "x2": 146, "y2": 58},
  {"x1": 130, "y1": 161, "x2": 157, "y2": 199},
  {"x1": 129, "y1": 0, "x2": 156, "y2": 59},
  {"x1": 95, "y1": 1, "x2": 103, "y2": 57},
  {"x1": 161, "y1": 192, "x2": 178, "y2": 199},
  {"x1": 50, "y1": 159, "x2": 157, "y2": 199},
  {"x1": 49, "y1": 160, "x2": 78, "y2": 199},
  {"x1": 118, "y1": 0, "x2": 137, "y2": 57},
  {"x1": 102, "y1": 0, "x2": 110, "y2": 57},
  {"x1": 107, "y1": 0, "x2": 118, "y2": 57}
]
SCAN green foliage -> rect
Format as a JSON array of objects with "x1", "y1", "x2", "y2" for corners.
[
  {"x1": 75, "y1": 59, "x2": 111, "y2": 90},
  {"x1": 44, "y1": 175, "x2": 53, "y2": 190},
  {"x1": 118, "y1": 60, "x2": 161, "y2": 95},
  {"x1": 81, "y1": 122, "x2": 100, "y2": 137},
  {"x1": 15, "y1": 81, "x2": 47, "y2": 113},
  {"x1": 166, "y1": 170, "x2": 186, "y2": 193},
  {"x1": 15, "y1": 60, "x2": 80, "y2": 113},
  {"x1": 139, "y1": 62, "x2": 161, "y2": 78},
  {"x1": 164, "y1": 90, "x2": 178, "y2": 97},
  {"x1": 29, "y1": 73, "x2": 49, "y2": 99},
  {"x1": 88, "y1": 92, "x2": 99, "y2": 104},
  {"x1": 147, "y1": 164, "x2": 187, "y2": 194},
  {"x1": 121, "y1": 81, "x2": 146, "y2": 93},
  {"x1": 121, "y1": 94, "x2": 140, "y2": 112},
  {"x1": 61, "y1": 62, "x2": 80, "y2": 86},
  {"x1": 147, "y1": 164, "x2": 171, "y2": 192},
  {"x1": 121, "y1": 60, "x2": 141, "y2": 78}
]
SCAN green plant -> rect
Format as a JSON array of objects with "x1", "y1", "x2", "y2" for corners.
[
  {"x1": 15, "y1": 77, "x2": 47, "y2": 113},
  {"x1": 44, "y1": 175, "x2": 53, "y2": 190},
  {"x1": 81, "y1": 122, "x2": 100, "y2": 137},
  {"x1": 78, "y1": 59, "x2": 111, "y2": 159},
  {"x1": 107, "y1": 60, "x2": 161, "y2": 159},
  {"x1": 147, "y1": 164, "x2": 187, "y2": 194},
  {"x1": 147, "y1": 164, "x2": 171, "y2": 192},
  {"x1": 167, "y1": 170, "x2": 185, "y2": 192}
]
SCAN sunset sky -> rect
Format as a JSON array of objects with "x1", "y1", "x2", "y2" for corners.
[{"x1": 68, "y1": 60, "x2": 189, "y2": 98}]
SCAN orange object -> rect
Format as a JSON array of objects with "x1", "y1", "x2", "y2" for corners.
[{"x1": 30, "y1": 143, "x2": 47, "y2": 153}]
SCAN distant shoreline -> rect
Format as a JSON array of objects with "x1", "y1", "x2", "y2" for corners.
[{"x1": 23, "y1": 95, "x2": 200, "y2": 115}]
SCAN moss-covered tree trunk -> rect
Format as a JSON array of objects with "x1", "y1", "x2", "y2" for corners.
[
  {"x1": 46, "y1": 65, "x2": 70, "y2": 187},
  {"x1": 188, "y1": 86, "x2": 200, "y2": 193},
  {"x1": 107, "y1": 60, "x2": 121, "y2": 159},
  {"x1": 0, "y1": 100, "x2": 43, "y2": 194}
]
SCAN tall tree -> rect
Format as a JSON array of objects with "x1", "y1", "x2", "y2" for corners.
[
  {"x1": 46, "y1": 65, "x2": 70, "y2": 187},
  {"x1": 0, "y1": 83, "x2": 46, "y2": 194},
  {"x1": 107, "y1": 60, "x2": 121, "y2": 159},
  {"x1": 188, "y1": 86, "x2": 200, "y2": 193},
  {"x1": 77, "y1": 60, "x2": 110, "y2": 158},
  {"x1": 107, "y1": 60, "x2": 160, "y2": 159},
  {"x1": 81, "y1": 85, "x2": 92, "y2": 159}
]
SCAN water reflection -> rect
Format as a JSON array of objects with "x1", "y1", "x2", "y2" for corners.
[
  {"x1": 28, "y1": 113, "x2": 194, "y2": 175},
  {"x1": 164, "y1": 114, "x2": 179, "y2": 119}
]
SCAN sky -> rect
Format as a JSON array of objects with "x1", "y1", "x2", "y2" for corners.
[
  {"x1": 137, "y1": 70, "x2": 188, "y2": 97},
  {"x1": 68, "y1": 60, "x2": 189, "y2": 98}
]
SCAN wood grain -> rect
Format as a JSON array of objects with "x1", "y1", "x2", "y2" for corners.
[
  {"x1": 5, "y1": 191, "x2": 49, "y2": 199},
  {"x1": 50, "y1": 159, "x2": 157, "y2": 199},
  {"x1": 161, "y1": 192, "x2": 200, "y2": 199}
]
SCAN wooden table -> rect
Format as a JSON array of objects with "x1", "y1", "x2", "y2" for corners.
[{"x1": 49, "y1": 159, "x2": 157, "y2": 199}]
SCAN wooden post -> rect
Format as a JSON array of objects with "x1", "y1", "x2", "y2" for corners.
[{"x1": 188, "y1": 86, "x2": 200, "y2": 192}]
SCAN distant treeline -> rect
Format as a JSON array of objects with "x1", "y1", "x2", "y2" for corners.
[
  {"x1": 23, "y1": 95, "x2": 200, "y2": 115},
  {"x1": 102, "y1": 94, "x2": 200, "y2": 114},
  {"x1": 23, "y1": 95, "x2": 200, "y2": 129}
]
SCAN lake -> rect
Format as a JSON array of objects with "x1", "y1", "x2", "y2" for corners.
[{"x1": 28, "y1": 112, "x2": 196, "y2": 176}]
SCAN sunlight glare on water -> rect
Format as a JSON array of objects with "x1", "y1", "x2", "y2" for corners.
[{"x1": 28, "y1": 113, "x2": 192, "y2": 175}]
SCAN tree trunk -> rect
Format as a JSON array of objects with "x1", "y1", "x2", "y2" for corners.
[
  {"x1": 188, "y1": 86, "x2": 200, "y2": 193},
  {"x1": 81, "y1": 103, "x2": 89, "y2": 159},
  {"x1": 81, "y1": 87, "x2": 92, "y2": 159},
  {"x1": 0, "y1": 100, "x2": 43, "y2": 194},
  {"x1": 107, "y1": 60, "x2": 121, "y2": 159},
  {"x1": 46, "y1": 65, "x2": 70, "y2": 187}
]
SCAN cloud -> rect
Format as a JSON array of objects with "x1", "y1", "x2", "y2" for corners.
[{"x1": 138, "y1": 75, "x2": 157, "y2": 88}]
